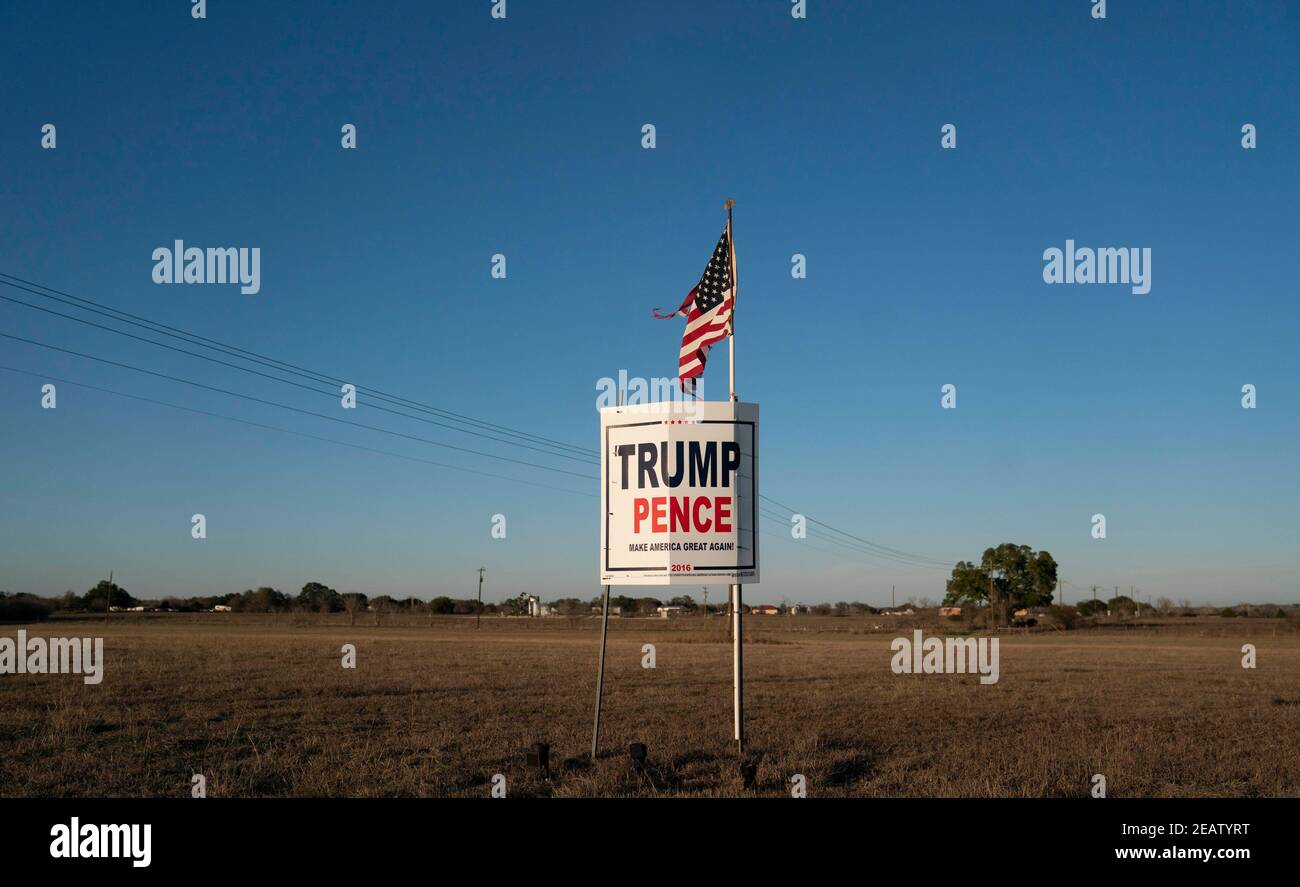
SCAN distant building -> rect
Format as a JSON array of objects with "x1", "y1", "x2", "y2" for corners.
[
  {"x1": 656, "y1": 605, "x2": 685, "y2": 618},
  {"x1": 213, "y1": 605, "x2": 232, "y2": 612},
  {"x1": 939, "y1": 606, "x2": 962, "y2": 617},
  {"x1": 750, "y1": 604, "x2": 780, "y2": 616}
]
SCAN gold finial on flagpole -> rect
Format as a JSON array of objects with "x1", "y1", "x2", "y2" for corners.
[{"x1": 725, "y1": 198, "x2": 735, "y2": 210}]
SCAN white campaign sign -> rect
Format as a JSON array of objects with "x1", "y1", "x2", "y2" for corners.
[{"x1": 600, "y1": 401, "x2": 759, "y2": 586}]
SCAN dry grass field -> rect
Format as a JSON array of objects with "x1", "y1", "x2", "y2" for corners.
[{"x1": 1, "y1": 613, "x2": 1298, "y2": 797}]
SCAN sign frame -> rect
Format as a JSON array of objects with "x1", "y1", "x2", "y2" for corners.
[{"x1": 599, "y1": 400, "x2": 759, "y2": 586}]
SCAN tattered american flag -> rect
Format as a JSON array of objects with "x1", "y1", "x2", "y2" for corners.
[{"x1": 653, "y1": 227, "x2": 734, "y2": 396}]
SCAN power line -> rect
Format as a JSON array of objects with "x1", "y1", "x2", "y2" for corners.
[
  {"x1": 0, "y1": 272, "x2": 595, "y2": 459},
  {"x1": 759, "y1": 495, "x2": 954, "y2": 567},
  {"x1": 0, "y1": 332, "x2": 595, "y2": 482},
  {"x1": 758, "y1": 508, "x2": 949, "y2": 570},
  {"x1": 0, "y1": 365, "x2": 596, "y2": 499},
  {"x1": 0, "y1": 283, "x2": 597, "y2": 466}
]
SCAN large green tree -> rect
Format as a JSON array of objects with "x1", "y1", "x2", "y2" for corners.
[
  {"x1": 83, "y1": 579, "x2": 135, "y2": 611},
  {"x1": 297, "y1": 581, "x2": 341, "y2": 613},
  {"x1": 943, "y1": 543, "x2": 1058, "y2": 623}
]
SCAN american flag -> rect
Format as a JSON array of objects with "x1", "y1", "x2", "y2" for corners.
[{"x1": 653, "y1": 227, "x2": 734, "y2": 396}]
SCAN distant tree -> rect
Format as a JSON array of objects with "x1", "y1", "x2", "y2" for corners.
[
  {"x1": 297, "y1": 581, "x2": 341, "y2": 613},
  {"x1": 341, "y1": 592, "x2": 369, "y2": 625},
  {"x1": 550, "y1": 598, "x2": 588, "y2": 616},
  {"x1": 0, "y1": 592, "x2": 52, "y2": 622},
  {"x1": 1106, "y1": 595, "x2": 1137, "y2": 616},
  {"x1": 945, "y1": 561, "x2": 986, "y2": 606},
  {"x1": 83, "y1": 579, "x2": 135, "y2": 611},
  {"x1": 498, "y1": 593, "x2": 532, "y2": 616},
  {"x1": 245, "y1": 587, "x2": 288, "y2": 613},
  {"x1": 668, "y1": 595, "x2": 697, "y2": 611},
  {"x1": 943, "y1": 544, "x2": 1058, "y2": 623},
  {"x1": 429, "y1": 596, "x2": 455, "y2": 615},
  {"x1": 1046, "y1": 605, "x2": 1079, "y2": 630},
  {"x1": 1076, "y1": 599, "x2": 1106, "y2": 617}
]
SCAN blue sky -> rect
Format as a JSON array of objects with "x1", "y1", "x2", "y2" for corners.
[{"x1": 1, "y1": 0, "x2": 1297, "y2": 605}]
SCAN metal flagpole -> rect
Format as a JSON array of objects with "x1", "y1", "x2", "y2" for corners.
[{"x1": 725, "y1": 198, "x2": 743, "y2": 755}]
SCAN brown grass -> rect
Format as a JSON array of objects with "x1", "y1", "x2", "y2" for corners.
[{"x1": 1, "y1": 614, "x2": 1297, "y2": 797}]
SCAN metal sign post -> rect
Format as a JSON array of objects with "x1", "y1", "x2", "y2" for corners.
[{"x1": 590, "y1": 584, "x2": 611, "y2": 759}]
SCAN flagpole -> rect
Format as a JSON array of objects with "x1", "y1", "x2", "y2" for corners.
[
  {"x1": 725, "y1": 197, "x2": 743, "y2": 756},
  {"x1": 727, "y1": 199, "x2": 736, "y2": 403}
]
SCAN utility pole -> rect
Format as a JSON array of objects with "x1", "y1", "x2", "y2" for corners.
[
  {"x1": 891, "y1": 585, "x2": 895, "y2": 609},
  {"x1": 702, "y1": 587, "x2": 708, "y2": 619},
  {"x1": 476, "y1": 567, "x2": 485, "y2": 629},
  {"x1": 1057, "y1": 577, "x2": 1063, "y2": 606},
  {"x1": 1091, "y1": 585, "x2": 1098, "y2": 603}
]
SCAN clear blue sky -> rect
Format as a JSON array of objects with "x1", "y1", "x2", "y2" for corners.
[{"x1": 1, "y1": 1, "x2": 1296, "y2": 605}]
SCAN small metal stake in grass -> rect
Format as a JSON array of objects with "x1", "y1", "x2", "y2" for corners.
[
  {"x1": 739, "y1": 760, "x2": 758, "y2": 790},
  {"x1": 526, "y1": 741, "x2": 551, "y2": 779},
  {"x1": 628, "y1": 742, "x2": 648, "y2": 773}
]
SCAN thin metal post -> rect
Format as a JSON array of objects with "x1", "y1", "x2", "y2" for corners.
[
  {"x1": 732, "y1": 583, "x2": 743, "y2": 753},
  {"x1": 591, "y1": 584, "x2": 611, "y2": 759}
]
